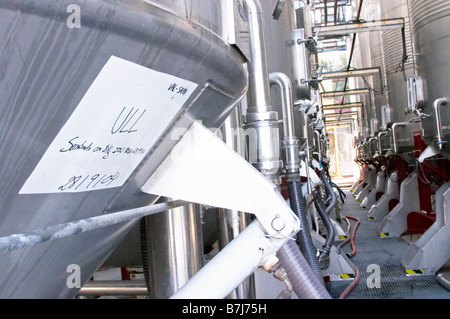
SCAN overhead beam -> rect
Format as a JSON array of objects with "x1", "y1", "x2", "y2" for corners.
[
  {"x1": 322, "y1": 68, "x2": 380, "y2": 79},
  {"x1": 318, "y1": 46, "x2": 347, "y2": 53},
  {"x1": 321, "y1": 88, "x2": 370, "y2": 98},
  {"x1": 315, "y1": 18, "x2": 405, "y2": 37},
  {"x1": 326, "y1": 121, "x2": 355, "y2": 126},
  {"x1": 325, "y1": 111, "x2": 359, "y2": 118},
  {"x1": 323, "y1": 102, "x2": 363, "y2": 110}
]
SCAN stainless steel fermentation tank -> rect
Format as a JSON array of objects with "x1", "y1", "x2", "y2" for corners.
[
  {"x1": 0, "y1": 0, "x2": 247, "y2": 298},
  {"x1": 356, "y1": 0, "x2": 449, "y2": 153},
  {"x1": 354, "y1": 0, "x2": 414, "y2": 136},
  {"x1": 408, "y1": 0, "x2": 450, "y2": 152}
]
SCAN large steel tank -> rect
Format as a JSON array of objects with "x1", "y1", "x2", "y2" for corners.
[
  {"x1": 408, "y1": 0, "x2": 450, "y2": 152},
  {"x1": 352, "y1": 29, "x2": 373, "y2": 139},
  {"x1": 354, "y1": 0, "x2": 419, "y2": 144},
  {"x1": 0, "y1": 0, "x2": 247, "y2": 298},
  {"x1": 379, "y1": 0, "x2": 416, "y2": 124}
]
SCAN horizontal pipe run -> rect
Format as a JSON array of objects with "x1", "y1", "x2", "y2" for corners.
[
  {"x1": 78, "y1": 281, "x2": 149, "y2": 296},
  {"x1": 322, "y1": 103, "x2": 363, "y2": 110},
  {"x1": 324, "y1": 112, "x2": 359, "y2": 118},
  {"x1": 321, "y1": 88, "x2": 370, "y2": 98},
  {"x1": 0, "y1": 200, "x2": 188, "y2": 255},
  {"x1": 321, "y1": 68, "x2": 380, "y2": 79},
  {"x1": 315, "y1": 18, "x2": 404, "y2": 37}
]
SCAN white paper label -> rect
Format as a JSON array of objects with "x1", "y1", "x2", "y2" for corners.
[{"x1": 19, "y1": 56, "x2": 198, "y2": 194}]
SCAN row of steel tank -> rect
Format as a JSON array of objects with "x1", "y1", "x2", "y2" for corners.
[
  {"x1": 0, "y1": 0, "x2": 326, "y2": 299},
  {"x1": 354, "y1": 0, "x2": 449, "y2": 154},
  {"x1": 0, "y1": 0, "x2": 447, "y2": 300}
]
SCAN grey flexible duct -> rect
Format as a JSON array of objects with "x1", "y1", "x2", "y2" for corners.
[
  {"x1": 287, "y1": 180, "x2": 324, "y2": 284},
  {"x1": 313, "y1": 189, "x2": 335, "y2": 270},
  {"x1": 277, "y1": 240, "x2": 332, "y2": 299},
  {"x1": 321, "y1": 172, "x2": 337, "y2": 215},
  {"x1": 314, "y1": 195, "x2": 335, "y2": 248}
]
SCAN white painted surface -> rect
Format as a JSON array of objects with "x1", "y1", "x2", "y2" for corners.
[{"x1": 20, "y1": 56, "x2": 197, "y2": 194}]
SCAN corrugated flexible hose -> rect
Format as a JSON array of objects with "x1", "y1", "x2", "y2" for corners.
[
  {"x1": 286, "y1": 180, "x2": 324, "y2": 284},
  {"x1": 277, "y1": 240, "x2": 332, "y2": 299}
]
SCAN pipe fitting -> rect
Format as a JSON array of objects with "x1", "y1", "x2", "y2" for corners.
[
  {"x1": 268, "y1": 72, "x2": 301, "y2": 180},
  {"x1": 282, "y1": 137, "x2": 301, "y2": 179},
  {"x1": 433, "y1": 97, "x2": 448, "y2": 150},
  {"x1": 243, "y1": 0, "x2": 283, "y2": 182}
]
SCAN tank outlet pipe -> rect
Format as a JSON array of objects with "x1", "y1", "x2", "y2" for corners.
[
  {"x1": 0, "y1": 200, "x2": 188, "y2": 255},
  {"x1": 269, "y1": 72, "x2": 295, "y2": 140},
  {"x1": 267, "y1": 73, "x2": 323, "y2": 284},
  {"x1": 377, "y1": 131, "x2": 389, "y2": 155},
  {"x1": 276, "y1": 240, "x2": 332, "y2": 299},
  {"x1": 433, "y1": 97, "x2": 448, "y2": 150},
  {"x1": 269, "y1": 72, "x2": 301, "y2": 179},
  {"x1": 243, "y1": 0, "x2": 282, "y2": 181}
]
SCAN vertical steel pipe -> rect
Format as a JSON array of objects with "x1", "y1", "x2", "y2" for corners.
[
  {"x1": 145, "y1": 202, "x2": 204, "y2": 299},
  {"x1": 433, "y1": 97, "x2": 448, "y2": 150}
]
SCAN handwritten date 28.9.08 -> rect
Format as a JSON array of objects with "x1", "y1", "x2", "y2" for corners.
[{"x1": 58, "y1": 172, "x2": 120, "y2": 192}]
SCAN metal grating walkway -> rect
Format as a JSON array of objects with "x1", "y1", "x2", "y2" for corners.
[{"x1": 325, "y1": 189, "x2": 450, "y2": 299}]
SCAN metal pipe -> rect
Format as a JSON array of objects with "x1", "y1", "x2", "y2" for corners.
[
  {"x1": 269, "y1": 72, "x2": 300, "y2": 179},
  {"x1": 145, "y1": 202, "x2": 204, "y2": 299},
  {"x1": 433, "y1": 97, "x2": 448, "y2": 150},
  {"x1": 269, "y1": 72, "x2": 295, "y2": 139},
  {"x1": 0, "y1": 200, "x2": 187, "y2": 255},
  {"x1": 243, "y1": 0, "x2": 281, "y2": 182},
  {"x1": 378, "y1": 131, "x2": 389, "y2": 155},
  {"x1": 218, "y1": 208, "x2": 254, "y2": 299},
  {"x1": 219, "y1": 105, "x2": 255, "y2": 299},
  {"x1": 244, "y1": 0, "x2": 272, "y2": 113},
  {"x1": 78, "y1": 281, "x2": 149, "y2": 296}
]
